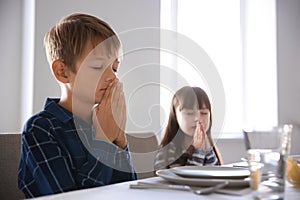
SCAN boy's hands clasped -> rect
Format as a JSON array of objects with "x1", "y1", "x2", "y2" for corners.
[{"x1": 92, "y1": 78, "x2": 127, "y2": 149}]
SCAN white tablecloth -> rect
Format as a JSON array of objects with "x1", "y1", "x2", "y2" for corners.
[{"x1": 34, "y1": 177, "x2": 300, "y2": 200}]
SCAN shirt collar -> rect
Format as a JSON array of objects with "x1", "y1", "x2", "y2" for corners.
[{"x1": 44, "y1": 98, "x2": 73, "y2": 123}]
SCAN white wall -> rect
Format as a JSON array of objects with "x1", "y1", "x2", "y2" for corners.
[
  {"x1": 0, "y1": 0, "x2": 22, "y2": 132},
  {"x1": 277, "y1": 0, "x2": 300, "y2": 155}
]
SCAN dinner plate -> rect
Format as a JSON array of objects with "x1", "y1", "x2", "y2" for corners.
[
  {"x1": 171, "y1": 166, "x2": 250, "y2": 179},
  {"x1": 156, "y1": 169, "x2": 250, "y2": 188}
]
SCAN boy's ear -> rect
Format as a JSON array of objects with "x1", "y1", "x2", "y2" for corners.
[{"x1": 52, "y1": 60, "x2": 70, "y2": 83}]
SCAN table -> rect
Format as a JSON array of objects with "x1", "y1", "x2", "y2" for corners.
[{"x1": 34, "y1": 177, "x2": 300, "y2": 200}]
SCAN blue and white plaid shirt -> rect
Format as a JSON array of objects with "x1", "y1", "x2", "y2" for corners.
[{"x1": 18, "y1": 98, "x2": 136, "y2": 198}]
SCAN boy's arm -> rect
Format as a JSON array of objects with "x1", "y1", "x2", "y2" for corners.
[
  {"x1": 79, "y1": 133, "x2": 137, "y2": 183},
  {"x1": 19, "y1": 118, "x2": 135, "y2": 198},
  {"x1": 19, "y1": 120, "x2": 78, "y2": 197}
]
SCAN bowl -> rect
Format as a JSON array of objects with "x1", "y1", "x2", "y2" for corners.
[{"x1": 286, "y1": 155, "x2": 300, "y2": 187}]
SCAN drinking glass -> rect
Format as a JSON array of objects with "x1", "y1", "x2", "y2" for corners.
[
  {"x1": 243, "y1": 124, "x2": 292, "y2": 199},
  {"x1": 286, "y1": 155, "x2": 300, "y2": 187}
]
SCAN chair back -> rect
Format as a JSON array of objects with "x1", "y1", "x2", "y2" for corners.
[
  {"x1": 0, "y1": 133, "x2": 24, "y2": 199},
  {"x1": 126, "y1": 132, "x2": 158, "y2": 179}
]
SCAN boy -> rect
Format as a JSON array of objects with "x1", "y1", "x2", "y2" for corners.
[{"x1": 18, "y1": 13, "x2": 136, "y2": 198}]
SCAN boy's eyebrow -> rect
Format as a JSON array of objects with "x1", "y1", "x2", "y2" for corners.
[
  {"x1": 85, "y1": 57, "x2": 117, "y2": 67},
  {"x1": 85, "y1": 55, "x2": 112, "y2": 63},
  {"x1": 91, "y1": 52, "x2": 118, "y2": 60}
]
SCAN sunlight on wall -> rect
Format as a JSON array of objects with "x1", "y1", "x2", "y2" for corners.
[
  {"x1": 241, "y1": 0, "x2": 278, "y2": 130},
  {"x1": 21, "y1": 0, "x2": 35, "y2": 128},
  {"x1": 160, "y1": 0, "x2": 277, "y2": 136}
]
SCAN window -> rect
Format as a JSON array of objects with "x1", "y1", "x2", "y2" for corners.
[{"x1": 160, "y1": 0, "x2": 277, "y2": 138}]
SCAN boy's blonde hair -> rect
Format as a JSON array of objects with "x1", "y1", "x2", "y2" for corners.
[{"x1": 44, "y1": 13, "x2": 121, "y2": 72}]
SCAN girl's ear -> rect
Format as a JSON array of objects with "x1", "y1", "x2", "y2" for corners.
[{"x1": 51, "y1": 60, "x2": 70, "y2": 83}]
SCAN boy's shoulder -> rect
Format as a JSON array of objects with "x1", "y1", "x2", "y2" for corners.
[
  {"x1": 23, "y1": 98, "x2": 73, "y2": 131},
  {"x1": 23, "y1": 110, "x2": 56, "y2": 133}
]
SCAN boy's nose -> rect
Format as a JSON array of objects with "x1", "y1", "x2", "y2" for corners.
[{"x1": 103, "y1": 67, "x2": 117, "y2": 81}]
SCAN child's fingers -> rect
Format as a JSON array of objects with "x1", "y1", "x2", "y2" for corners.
[
  {"x1": 194, "y1": 123, "x2": 203, "y2": 142},
  {"x1": 119, "y1": 98, "x2": 126, "y2": 132},
  {"x1": 111, "y1": 82, "x2": 122, "y2": 109},
  {"x1": 199, "y1": 123, "x2": 206, "y2": 138},
  {"x1": 102, "y1": 79, "x2": 117, "y2": 106}
]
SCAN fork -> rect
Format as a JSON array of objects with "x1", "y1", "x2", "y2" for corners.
[{"x1": 129, "y1": 181, "x2": 229, "y2": 195}]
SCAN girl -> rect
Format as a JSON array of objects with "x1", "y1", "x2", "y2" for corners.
[{"x1": 154, "y1": 86, "x2": 222, "y2": 169}]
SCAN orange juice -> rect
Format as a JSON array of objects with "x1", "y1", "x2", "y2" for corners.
[{"x1": 286, "y1": 156, "x2": 300, "y2": 187}]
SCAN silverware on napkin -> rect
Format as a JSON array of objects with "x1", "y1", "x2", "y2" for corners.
[{"x1": 129, "y1": 181, "x2": 229, "y2": 195}]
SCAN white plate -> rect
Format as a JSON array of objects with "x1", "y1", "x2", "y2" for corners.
[
  {"x1": 156, "y1": 169, "x2": 250, "y2": 188},
  {"x1": 172, "y1": 166, "x2": 250, "y2": 179}
]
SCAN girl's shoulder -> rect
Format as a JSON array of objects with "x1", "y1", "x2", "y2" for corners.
[{"x1": 162, "y1": 141, "x2": 176, "y2": 150}]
